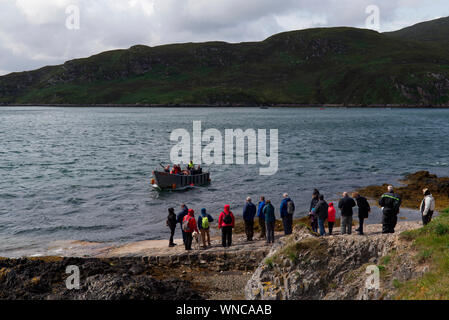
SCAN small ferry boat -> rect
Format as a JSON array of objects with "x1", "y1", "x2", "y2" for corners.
[{"x1": 151, "y1": 170, "x2": 211, "y2": 190}]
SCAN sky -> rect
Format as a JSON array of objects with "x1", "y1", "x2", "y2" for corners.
[{"x1": 0, "y1": 0, "x2": 448, "y2": 75}]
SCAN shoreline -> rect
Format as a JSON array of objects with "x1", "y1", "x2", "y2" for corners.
[{"x1": 2, "y1": 103, "x2": 449, "y2": 108}]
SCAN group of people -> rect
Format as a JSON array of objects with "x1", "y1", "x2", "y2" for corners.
[
  {"x1": 166, "y1": 185, "x2": 437, "y2": 250},
  {"x1": 164, "y1": 161, "x2": 202, "y2": 176},
  {"x1": 308, "y1": 189, "x2": 371, "y2": 236}
]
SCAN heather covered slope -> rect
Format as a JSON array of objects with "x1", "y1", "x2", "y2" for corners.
[
  {"x1": 1, "y1": 18, "x2": 449, "y2": 105},
  {"x1": 385, "y1": 16, "x2": 449, "y2": 46}
]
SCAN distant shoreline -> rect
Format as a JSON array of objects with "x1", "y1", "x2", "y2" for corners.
[{"x1": 2, "y1": 103, "x2": 449, "y2": 108}]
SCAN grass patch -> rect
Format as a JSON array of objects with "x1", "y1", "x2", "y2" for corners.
[{"x1": 396, "y1": 207, "x2": 449, "y2": 299}]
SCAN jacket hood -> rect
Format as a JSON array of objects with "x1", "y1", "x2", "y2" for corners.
[
  {"x1": 201, "y1": 208, "x2": 207, "y2": 216},
  {"x1": 224, "y1": 205, "x2": 230, "y2": 214},
  {"x1": 329, "y1": 202, "x2": 334, "y2": 207},
  {"x1": 188, "y1": 209, "x2": 195, "y2": 217}
]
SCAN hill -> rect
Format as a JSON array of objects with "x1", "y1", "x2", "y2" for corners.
[
  {"x1": 1, "y1": 18, "x2": 449, "y2": 106},
  {"x1": 385, "y1": 16, "x2": 449, "y2": 46}
]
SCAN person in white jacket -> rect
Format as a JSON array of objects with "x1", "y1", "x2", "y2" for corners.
[{"x1": 420, "y1": 188, "x2": 436, "y2": 226}]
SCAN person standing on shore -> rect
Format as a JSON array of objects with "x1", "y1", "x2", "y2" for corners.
[
  {"x1": 420, "y1": 188, "x2": 435, "y2": 226},
  {"x1": 327, "y1": 202, "x2": 336, "y2": 235},
  {"x1": 243, "y1": 197, "x2": 257, "y2": 241},
  {"x1": 309, "y1": 189, "x2": 320, "y2": 233},
  {"x1": 198, "y1": 208, "x2": 214, "y2": 248},
  {"x1": 338, "y1": 192, "x2": 356, "y2": 235},
  {"x1": 177, "y1": 204, "x2": 189, "y2": 245},
  {"x1": 182, "y1": 209, "x2": 199, "y2": 251},
  {"x1": 280, "y1": 193, "x2": 295, "y2": 235},
  {"x1": 314, "y1": 195, "x2": 329, "y2": 236},
  {"x1": 263, "y1": 200, "x2": 276, "y2": 244},
  {"x1": 219, "y1": 205, "x2": 235, "y2": 248},
  {"x1": 353, "y1": 192, "x2": 371, "y2": 235},
  {"x1": 379, "y1": 186, "x2": 402, "y2": 234},
  {"x1": 257, "y1": 196, "x2": 266, "y2": 240},
  {"x1": 166, "y1": 208, "x2": 178, "y2": 247}
]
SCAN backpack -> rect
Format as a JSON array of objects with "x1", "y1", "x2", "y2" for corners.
[
  {"x1": 201, "y1": 216, "x2": 210, "y2": 229},
  {"x1": 182, "y1": 217, "x2": 192, "y2": 232},
  {"x1": 223, "y1": 212, "x2": 232, "y2": 225},
  {"x1": 287, "y1": 200, "x2": 295, "y2": 215}
]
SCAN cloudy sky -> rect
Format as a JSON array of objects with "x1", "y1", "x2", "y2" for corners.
[{"x1": 0, "y1": 0, "x2": 448, "y2": 75}]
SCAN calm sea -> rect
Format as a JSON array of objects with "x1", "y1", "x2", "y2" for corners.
[{"x1": 1, "y1": 107, "x2": 448, "y2": 257}]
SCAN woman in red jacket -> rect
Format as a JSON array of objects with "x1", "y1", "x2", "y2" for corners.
[
  {"x1": 218, "y1": 204, "x2": 235, "y2": 248},
  {"x1": 328, "y1": 202, "x2": 336, "y2": 235},
  {"x1": 182, "y1": 209, "x2": 199, "y2": 250}
]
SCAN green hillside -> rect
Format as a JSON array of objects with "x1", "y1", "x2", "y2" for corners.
[
  {"x1": 385, "y1": 16, "x2": 449, "y2": 46},
  {"x1": 1, "y1": 18, "x2": 449, "y2": 106}
]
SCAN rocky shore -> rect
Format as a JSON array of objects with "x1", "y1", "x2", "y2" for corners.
[
  {"x1": 245, "y1": 222, "x2": 423, "y2": 300},
  {"x1": 358, "y1": 171, "x2": 449, "y2": 211}
]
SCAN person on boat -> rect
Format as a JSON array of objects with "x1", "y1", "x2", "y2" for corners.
[
  {"x1": 314, "y1": 194, "x2": 329, "y2": 236},
  {"x1": 257, "y1": 196, "x2": 266, "y2": 240},
  {"x1": 263, "y1": 200, "x2": 276, "y2": 244},
  {"x1": 309, "y1": 189, "x2": 320, "y2": 233},
  {"x1": 338, "y1": 192, "x2": 356, "y2": 235},
  {"x1": 353, "y1": 192, "x2": 371, "y2": 235},
  {"x1": 177, "y1": 204, "x2": 189, "y2": 244},
  {"x1": 420, "y1": 188, "x2": 435, "y2": 226},
  {"x1": 218, "y1": 205, "x2": 235, "y2": 248},
  {"x1": 379, "y1": 186, "x2": 402, "y2": 234},
  {"x1": 171, "y1": 165, "x2": 181, "y2": 175},
  {"x1": 188, "y1": 161, "x2": 194, "y2": 170},
  {"x1": 327, "y1": 202, "x2": 336, "y2": 235},
  {"x1": 166, "y1": 208, "x2": 177, "y2": 247},
  {"x1": 243, "y1": 197, "x2": 257, "y2": 241},
  {"x1": 280, "y1": 193, "x2": 295, "y2": 235},
  {"x1": 182, "y1": 209, "x2": 199, "y2": 251},
  {"x1": 198, "y1": 208, "x2": 214, "y2": 248},
  {"x1": 197, "y1": 165, "x2": 203, "y2": 174},
  {"x1": 164, "y1": 165, "x2": 170, "y2": 173}
]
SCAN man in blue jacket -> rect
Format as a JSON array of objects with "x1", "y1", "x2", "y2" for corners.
[
  {"x1": 243, "y1": 197, "x2": 257, "y2": 241},
  {"x1": 257, "y1": 196, "x2": 266, "y2": 240},
  {"x1": 280, "y1": 193, "x2": 295, "y2": 235},
  {"x1": 176, "y1": 203, "x2": 189, "y2": 245}
]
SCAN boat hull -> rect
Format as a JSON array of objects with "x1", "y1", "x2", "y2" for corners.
[{"x1": 153, "y1": 171, "x2": 210, "y2": 190}]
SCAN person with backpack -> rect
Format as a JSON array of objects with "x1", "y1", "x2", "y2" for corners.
[
  {"x1": 182, "y1": 209, "x2": 199, "y2": 251},
  {"x1": 263, "y1": 200, "x2": 276, "y2": 244},
  {"x1": 327, "y1": 202, "x2": 336, "y2": 235},
  {"x1": 353, "y1": 192, "x2": 371, "y2": 235},
  {"x1": 243, "y1": 197, "x2": 257, "y2": 241},
  {"x1": 379, "y1": 185, "x2": 402, "y2": 234},
  {"x1": 309, "y1": 189, "x2": 320, "y2": 233},
  {"x1": 280, "y1": 193, "x2": 295, "y2": 235},
  {"x1": 314, "y1": 194, "x2": 329, "y2": 236},
  {"x1": 257, "y1": 196, "x2": 266, "y2": 240},
  {"x1": 420, "y1": 188, "x2": 436, "y2": 226},
  {"x1": 177, "y1": 204, "x2": 189, "y2": 244},
  {"x1": 198, "y1": 208, "x2": 214, "y2": 248},
  {"x1": 166, "y1": 208, "x2": 178, "y2": 247},
  {"x1": 218, "y1": 204, "x2": 235, "y2": 247},
  {"x1": 338, "y1": 192, "x2": 356, "y2": 235}
]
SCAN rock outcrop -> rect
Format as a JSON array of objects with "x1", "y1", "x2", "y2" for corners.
[{"x1": 245, "y1": 222, "x2": 423, "y2": 300}]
